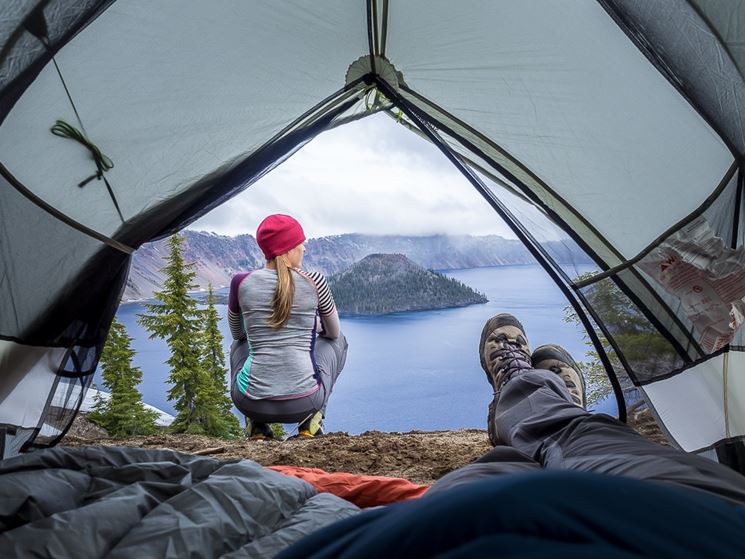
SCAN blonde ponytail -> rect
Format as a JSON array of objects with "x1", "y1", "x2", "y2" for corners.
[{"x1": 268, "y1": 255, "x2": 295, "y2": 329}]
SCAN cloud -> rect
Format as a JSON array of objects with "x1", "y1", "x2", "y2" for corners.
[{"x1": 189, "y1": 112, "x2": 552, "y2": 239}]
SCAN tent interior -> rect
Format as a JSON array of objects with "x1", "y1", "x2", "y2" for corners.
[{"x1": 1, "y1": 1, "x2": 745, "y2": 475}]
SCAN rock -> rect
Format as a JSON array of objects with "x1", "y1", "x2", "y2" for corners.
[{"x1": 65, "y1": 413, "x2": 109, "y2": 440}]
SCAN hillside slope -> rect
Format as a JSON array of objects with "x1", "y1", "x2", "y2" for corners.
[{"x1": 124, "y1": 231, "x2": 591, "y2": 301}]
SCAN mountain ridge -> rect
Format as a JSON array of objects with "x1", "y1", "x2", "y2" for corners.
[{"x1": 124, "y1": 230, "x2": 591, "y2": 301}]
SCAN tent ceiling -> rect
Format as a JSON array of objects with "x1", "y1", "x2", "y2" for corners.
[
  {"x1": 0, "y1": 0, "x2": 369, "y2": 237},
  {"x1": 385, "y1": 1, "x2": 733, "y2": 258},
  {"x1": 1, "y1": 0, "x2": 744, "y2": 466},
  {"x1": 1, "y1": 1, "x2": 734, "y2": 259}
]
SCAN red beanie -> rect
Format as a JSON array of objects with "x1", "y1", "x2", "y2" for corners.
[{"x1": 256, "y1": 214, "x2": 306, "y2": 259}]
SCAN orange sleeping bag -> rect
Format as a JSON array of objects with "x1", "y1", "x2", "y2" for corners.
[{"x1": 268, "y1": 466, "x2": 429, "y2": 508}]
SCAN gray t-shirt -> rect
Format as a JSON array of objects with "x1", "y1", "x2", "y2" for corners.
[{"x1": 232, "y1": 268, "x2": 336, "y2": 399}]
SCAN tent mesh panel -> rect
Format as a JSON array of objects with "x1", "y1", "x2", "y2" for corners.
[{"x1": 32, "y1": 373, "x2": 92, "y2": 447}]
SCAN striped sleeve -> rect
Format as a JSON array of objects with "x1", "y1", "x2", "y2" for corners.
[
  {"x1": 304, "y1": 270, "x2": 336, "y2": 315},
  {"x1": 228, "y1": 309, "x2": 245, "y2": 341},
  {"x1": 228, "y1": 272, "x2": 250, "y2": 340}
]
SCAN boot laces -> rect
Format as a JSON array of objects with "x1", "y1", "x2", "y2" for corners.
[{"x1": 490, "y1": 339, "x2": 531, "y2": 376}]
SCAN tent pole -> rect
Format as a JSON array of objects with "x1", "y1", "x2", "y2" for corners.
[
  {"x1": 380, "y1": 0, "x2": 390, "y2": 56},
  {"x1": 732, "y1": 163, "x2": 744, "y2": 249},
  {"x1": 366, "y1": 0, "x2": 377, "y2": 75},
  {"x1": 398, "y1": 84, "x2": 703, "y2": 361},
  {"x1": 375, "y1": 79, "x2": 627, "y2": 422}
]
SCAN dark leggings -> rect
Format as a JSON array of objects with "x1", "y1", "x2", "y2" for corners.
[{"x1": 230, "y1": 335, "x2": 348, "y2": 424}]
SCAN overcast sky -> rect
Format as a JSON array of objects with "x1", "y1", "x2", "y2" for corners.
[{"x1": 189, "y1": 112, "x2": 547, "y2": 240}]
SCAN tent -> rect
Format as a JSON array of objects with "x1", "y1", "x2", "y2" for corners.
[{"x1": 1, "y1": 1, "x2": 744, "y2": 470}]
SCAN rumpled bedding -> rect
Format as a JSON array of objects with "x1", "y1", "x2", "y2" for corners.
[{"x1": 0, "y1": 446, "x2": 359, "y2": 558}]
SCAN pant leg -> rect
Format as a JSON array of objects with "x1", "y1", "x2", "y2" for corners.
[
  {"x1": 229, "y1": 339, "x2": 249, "y2": 389},
  {"x1": 426, "y1": 447, "x2": 541, "y2": 497},
  {"x1": 496, "y1": 369, "x2": 745, "y2": 506},
  {"x1": 308, "y1": 333, "x2": 348, "y2": 415}
]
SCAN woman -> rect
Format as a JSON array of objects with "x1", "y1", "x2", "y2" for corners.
[{"x1": 228, "y1": 214, "x2": 347, "y2": 439}]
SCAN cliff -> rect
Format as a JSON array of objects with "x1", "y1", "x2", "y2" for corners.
[{"x1": 329, "y1": 254, "x2": 487, "y2": 315}]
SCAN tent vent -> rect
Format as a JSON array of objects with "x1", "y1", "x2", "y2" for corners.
[{"x1": 345, "y1": 55, "x2": 406, "y2": 93}]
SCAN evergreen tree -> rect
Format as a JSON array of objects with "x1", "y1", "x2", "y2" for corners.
[
  {"x1": 563, "y1": 272, "x2": 676, "y2": 408},
  {"x1": 138, "y1": 234, "x2": 234, "y2": 437},
  {"x1": 201, "y1": 284, "x2": 241, "y2": 437},
  {"x1": 89, "y1": 317, "x2": 159, "y2": 437}
]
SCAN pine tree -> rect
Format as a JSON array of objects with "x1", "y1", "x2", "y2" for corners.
[
  {"x1": 138, "y1": 234, "x2": 231, "y2": 436},
  {"x1": 563, "y1": 272, "x2": 676, "y2": 407},
  {"x1": 89, "y1": 317, "x2": 159, "y2": 437},
  {"x1": 201, "y1": 284, "x2": 241, "y2": 437}
]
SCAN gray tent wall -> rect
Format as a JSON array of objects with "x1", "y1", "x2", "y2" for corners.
[{"x1": 1, "y1": 1, "x2": 744, "y2": 470}]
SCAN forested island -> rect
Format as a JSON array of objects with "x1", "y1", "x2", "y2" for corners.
[{"x1": 328, "y1": 253, "x2": 487, "y2": 316}]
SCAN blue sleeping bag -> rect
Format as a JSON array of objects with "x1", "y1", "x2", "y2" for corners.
[{"x1": 277, "y1": 470, "x2": 745, "y2": 559}]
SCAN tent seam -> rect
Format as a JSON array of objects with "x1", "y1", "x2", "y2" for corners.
[
  {"x1": 0, "y1": 163, "x2": 134, "y2": 254},
  {"x1": 381, "y1": 78, "x2": 628, "y2": 423},
  {"x1": 575, "y1": 158, "x2": 740, "y2": 289},
  {"x1": 637, "y1": 345, "x2": 745, "y2": 386},
  {"x1": 395, "y1": 86, "x2": 702, "y2": 360}
]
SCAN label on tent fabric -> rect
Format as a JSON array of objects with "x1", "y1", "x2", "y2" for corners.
[{"x1": 640, "y1": 217, "x2": 745, "y2": 352}]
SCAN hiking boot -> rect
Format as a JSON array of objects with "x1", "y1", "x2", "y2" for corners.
[
  {"x1": 247, "y1": 419, "x2": 275, "y2": 440},
  {"x1": 479, "y1": 313, "x2": 532, "y2": 392},
  {"x1": 297, "y1": 411, "x2": 324, "y2": 438},
  {"x1": 531, "y1": 344, "x2": 586, "y2": 408},
  {"x1": 479, "y1": 313, "x2": 532, "y2": 446}
]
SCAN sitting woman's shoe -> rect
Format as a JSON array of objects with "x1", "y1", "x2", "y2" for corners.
[
  {"x1": 297, "y1": 411, "x2": 324, "y2": 438},
  {"x1": 247, "y1": 419, "x2": 275, "y2": 440}
]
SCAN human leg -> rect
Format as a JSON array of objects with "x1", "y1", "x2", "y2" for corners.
[
  {"x1": 229, "y1": 339, "x2": 311, "y2": 437},
  {"x1": 426, "y1": 446, "x2": 541, "y2": 497},
  {"x1": 497, "y1": 368, "x2": 745, "y2": 505},
  {"x1": 291, "y1": 334, "x2": 348, "y2": 437},
  {"x1": 229, "y1": 335, "x2": 348, "y2": 437},
  {"x1": 308, "y1": 333, "x2": 348, "y2": 416},
  {"x1": 229, "y1": 340, "x2": 271, "y2": 438},
  {"x1": 481, "y1": 313, "x2": 745, "y2": 506}
]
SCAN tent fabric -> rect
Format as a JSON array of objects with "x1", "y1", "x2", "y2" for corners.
[
  {"x1": 268, "y1": 465, "x2": 429, "y2": 508},
  {"x1": 603, "y1": 0, "x2": 745, "y2": 155},
  {"x1": 643, "y1": 352, "x2": 745, "y2": 453},
  {"x1": 0, "y1": 445, "x2": 360, "y2": 558},
  {"x1": 386, "y1": 1, "x2": 733, "y2": 258},
  {"x1": 1, "y1": 0, "x2": 745, "y2": 470},
  {"x1": 0, "y1": 1, "x2": 115, "y2": 123},
  {"x1": 0, "y1": 1, "x2": 370, "y2": 236}
]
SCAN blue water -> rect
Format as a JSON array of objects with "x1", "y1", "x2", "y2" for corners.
[{"x1": 103, "y1": 264, "x2": 609, "y2": 434}]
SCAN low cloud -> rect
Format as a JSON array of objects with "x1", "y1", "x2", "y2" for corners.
[{"x1": 190, "y1": 113, "x2": 549, "y2": 239}]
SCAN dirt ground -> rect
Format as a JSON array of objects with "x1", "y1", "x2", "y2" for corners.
[
  {"x1": 62, "y1": 409, "x2": 667, "y2": 486},
  {"x1": 63, "y1": 426, "x2": 491, "y2": 485}
]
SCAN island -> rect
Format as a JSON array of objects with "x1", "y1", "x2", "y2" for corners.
[{"x1": 328, "y1": 253, "x2": 487, "y2": 316}]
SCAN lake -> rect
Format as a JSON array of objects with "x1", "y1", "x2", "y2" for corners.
[{"x1": 103, "y1": 264, "x2": 612, "y2": 434}]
